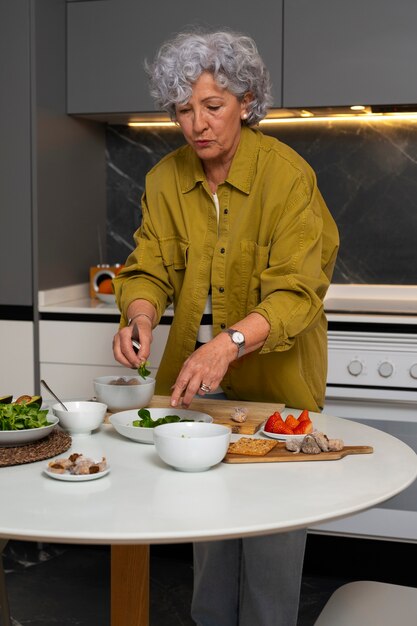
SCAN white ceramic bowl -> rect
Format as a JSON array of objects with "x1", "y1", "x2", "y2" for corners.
[
  {"x1": 93, "y1": 375, "x2": 156, "y2": 412},
  {"x1": 52, "y1": 401, "x2": 107, "y2": 435},
  {"x1": 96, "y1": 293, "x2": 116, "y2": 304},
  {"x1": 153, "y1": 422, "x2": 231, "y2": 472},
  {"x1": 109, "y1": 408, "x2": 213, "y2": 444},
  {"x1": 0, "y1": 415, "x2": 59, "y2": 448}
]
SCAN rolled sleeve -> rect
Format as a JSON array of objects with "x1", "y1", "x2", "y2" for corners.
[
  {"x1": 253, "y1": 179, "x2": 330, "y2": 353},
  {"x1": 113, "y1": 196, "x2": 172, "y2": 326}
]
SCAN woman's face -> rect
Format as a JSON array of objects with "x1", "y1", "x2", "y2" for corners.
[{"x1": 175, "y1": 72, "x2": 250, "y2": 166}]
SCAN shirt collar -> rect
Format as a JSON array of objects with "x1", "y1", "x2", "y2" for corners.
[{"x1": 179, "y1": 126, "x2": 261, "y2": 195}]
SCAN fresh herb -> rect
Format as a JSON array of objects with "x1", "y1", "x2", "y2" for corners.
[
  {"x1": 137, "y1": 361, "x2": 151, "y2": 379},
  {"x1": 0, "y1": 403, "x2": 51, "y2": 431},
  {"x1": 132, "y1": 408, "x2": 192, "y2": 428}
]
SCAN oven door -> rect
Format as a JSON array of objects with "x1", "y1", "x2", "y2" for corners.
[{"x1": 310, "y1": 389, "x2": 417, "y2": 542}]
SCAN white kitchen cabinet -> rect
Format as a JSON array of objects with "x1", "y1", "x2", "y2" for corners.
[
  {"x1": 0, "y1": 321, "x2": 35, "y2": 397},
  {"x1": 67, "y1": 0, "x2": 283, "y2": 114},
  {"x1": 39, "y1": 320, "x2": 170, "y2": 401},
  {"x1": 283, "y1": 0, "x2": 417, "y2": 108}
]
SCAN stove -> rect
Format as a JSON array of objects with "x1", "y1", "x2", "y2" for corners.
[{"x1": 311, "y1": 285, "x2": 417, "y2": 542}]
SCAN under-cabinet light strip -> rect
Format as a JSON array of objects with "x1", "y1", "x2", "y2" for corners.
[{"x1": 128, "y1": 112, "x2": 417, "y2": 128}]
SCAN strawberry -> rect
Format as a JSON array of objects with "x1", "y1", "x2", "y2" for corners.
[
  {"x1": 298, "y1": 409, "x2": 311, "y2": 423},
  {"x1": 285, "y1": 414, "x2": 299, "y2": 430},
  {"x1": 264, "y1": 411, "x2": 283, "y2": 433},
  {"x1": 272, "y1": 421, "x2": 294, "y2": 435},
  {"x1": 294, "y1": 420, "x2": 313, "y2": 435}
]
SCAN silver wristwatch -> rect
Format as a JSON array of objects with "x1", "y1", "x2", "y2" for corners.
[{"x1": 223, "y1": 328, "x2": 245, "y2": 358}]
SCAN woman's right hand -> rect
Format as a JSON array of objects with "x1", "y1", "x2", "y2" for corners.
[{"x1": 113, "y1": 307, "x2": 155, "y2": 369}]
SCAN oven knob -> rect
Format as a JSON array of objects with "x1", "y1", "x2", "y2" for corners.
[
  {"x1": 378, "y1": 361, "x2": 394, "y2": 378},
  {"x1": 347, "y1": 359, "x2": 363, "y2": 376},
  {"x1": 410, "y1": 363, "x2": 417, "y2": 380}
]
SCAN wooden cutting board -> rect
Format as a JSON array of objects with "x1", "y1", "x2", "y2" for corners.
[
  {"x1": 149, "y1": 395, "x2": 285, "y2": 435},
  {"x1": 223, "y1": 442, "x2": 374, "y2": 463}
]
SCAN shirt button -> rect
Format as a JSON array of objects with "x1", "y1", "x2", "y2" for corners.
[
  {"x1": 220, "y1": 323, "x2": 226, "y2": 329},
  {"x1": 219, "y1": 287, "x2": 224, "y2": 293},
  {"x1": 224, "y1": 209, "x2": 228, "y2": 214},
  {"x1": 220, "y1": 247, "x2": 225, "y2": 254}
]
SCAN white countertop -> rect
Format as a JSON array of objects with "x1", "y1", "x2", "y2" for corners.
[
  {"x1": 38, "y1": 283, "x2": 120, "y2": 315},
  {"x1": 38, "y1": 283, "x2": 417, "y2": 324},
  {"x1": 38, "y1": 283, "x2": 174, "y2": 318},
  {"x1": 0, "y1": 407, "x2": 416, "y2": 545}
]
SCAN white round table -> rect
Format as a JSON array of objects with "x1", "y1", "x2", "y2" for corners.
[{"x1": 1, "y1": 398, "x2": 416, "y2": 626}]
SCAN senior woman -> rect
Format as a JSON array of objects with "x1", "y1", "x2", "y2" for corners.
[{"x1": 113, "y1": 30, "x2": 339, "y2": 626}]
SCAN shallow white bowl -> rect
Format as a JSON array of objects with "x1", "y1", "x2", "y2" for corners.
[
  {"x1": 93, "y1": 375, "x2": 156, "y2": 412},
  {"x1": 52, "y1": 401, "x2": 107, "y2": 435},
  {"x1": 109, "y1": 408, "x2": 213, "y2": 444},
  {"x1": 96, "y1": 293, "x2": 116, "y2": 304},
  {"x1": 0, "y1": 415, "x2": 59, "y2": 448},
  {"x1": 153, "y1": 422, "x2": 231, "y2": 472}
]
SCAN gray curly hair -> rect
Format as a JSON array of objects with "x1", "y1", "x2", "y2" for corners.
[{"x1": 145, "y1": 30, "x2": 273, "y2": 126}]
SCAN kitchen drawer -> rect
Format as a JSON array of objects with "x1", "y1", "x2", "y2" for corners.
[
  {"x1": 0, "y1": 320, "x2": 34, "y2": 396},
  {"x1": 39, "y1": 363, "x2": 147, "y2": 401},
  {"x1": 39, "y1": 320, "x2": 170, "y2": 368}
]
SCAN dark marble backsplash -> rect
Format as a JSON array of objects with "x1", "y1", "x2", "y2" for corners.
[{"x1": 106, "y1": 119, "x2": 417, "y2": 284}]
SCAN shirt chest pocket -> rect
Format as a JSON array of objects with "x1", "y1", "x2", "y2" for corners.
[{"x1": 159, "y1": 237, "x2": 189, "y2": 270}]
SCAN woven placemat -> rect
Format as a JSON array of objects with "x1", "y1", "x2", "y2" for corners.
[{"x1": 0, "y1": 429, "x2": 72, "y2": 468}]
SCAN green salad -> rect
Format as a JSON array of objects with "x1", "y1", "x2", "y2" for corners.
[
  {"x1": 137, "y1": 361, "x2": 151, "y2": 379},
  {"x1": 132, "y1": 408, "x2": 192, "y2": 428},
  {"x1": 0, "y1": 403, "x2": 50, "y2": 431}
]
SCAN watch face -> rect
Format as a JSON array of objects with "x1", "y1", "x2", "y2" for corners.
[{"x1": 232, "y1": 331, "x2": 245, "y2": 345}]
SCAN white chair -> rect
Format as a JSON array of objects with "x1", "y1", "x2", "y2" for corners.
[
  {"x1": 314, "y1": 580, "x2": 417, "y2": 626},
  {"x1": 0, "y1": 539, "x2": 11, "y2": 626}
]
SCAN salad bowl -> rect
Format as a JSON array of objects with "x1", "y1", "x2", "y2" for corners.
[
  {"x1": 0, "y1": 415, "x2": 59, "y2": 447},
  {"x1": 110, "y1": 407, "x2": 213, "y2": 444}
]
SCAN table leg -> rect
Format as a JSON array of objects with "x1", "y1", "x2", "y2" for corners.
[{"x1": 111, "y1": 545, "x2": 149, "y2": 626}]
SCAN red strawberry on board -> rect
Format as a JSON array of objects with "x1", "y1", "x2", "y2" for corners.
[
  {"x1": 294, "y1": 421, "x2": 313, "y2": 435},
  {"x1": 285, "y1": 414, "x2": 299, "y2": 430},
  {"x1": 298, "y1": 409, "x2": 311, "y2": 423},
  {"x1": 272, "y1": 420, "x2": 294, "y2": 435},
  {"x1": 264, "y1": 411, "x2": 283, "y2": 433}
]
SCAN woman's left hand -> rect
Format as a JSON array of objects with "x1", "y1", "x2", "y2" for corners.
[
  {"x1": 170, "y1": 336, "x2": 235, "y2": 407},
  {"x1": 170, "y1": 313, "x2": 271, "y2": 407}
]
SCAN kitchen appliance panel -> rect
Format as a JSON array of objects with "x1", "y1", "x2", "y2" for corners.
[{"x1": 314, "y1": 320, "x2": 417, "y2": 542}]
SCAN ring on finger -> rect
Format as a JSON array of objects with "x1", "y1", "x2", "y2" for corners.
[{"x1": 199, "y1": 383, "x2": 211, "y2": 393}]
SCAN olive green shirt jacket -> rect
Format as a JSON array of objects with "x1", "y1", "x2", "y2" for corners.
[{"x1": 113, "y1": 126, "x2": 339, "y2": 411}]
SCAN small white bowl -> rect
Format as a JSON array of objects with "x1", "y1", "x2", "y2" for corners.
[
  {"x1": 96, "y1": 293, "x2": 116, "y2": 304},
  {"x1": 153, "y1": 422, "x2": 231, "y2": 472},
  {"x1": 109, "y1": 408, "x2": 213, "y2": 444},
  {"x1": 93, "y1": 375, "x2": 156, "y2": 412},
  {"x1": 52, "y1": 401, "x2": 107, "y2": 435}
]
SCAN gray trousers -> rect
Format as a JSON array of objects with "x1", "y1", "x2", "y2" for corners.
[{"x1": 191, "y1": 530, "x2": 307, "y2": 626}]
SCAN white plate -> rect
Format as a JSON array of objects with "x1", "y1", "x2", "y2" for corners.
[
  {"x1": 261, "y1": 429, "x2": 308, "y2": 441},
  {"x1": 43, "y1": 467, "x2": 110, "y2": 482},
  {"x1": 110, "y1": 408, "x2": 213, "y2": 444},
  {"x1": 0, "y1": 415, "x2": 59, "y2": 447},
  {"x1": 96, "y1": 293, "x2": 116, "y2": 304}
]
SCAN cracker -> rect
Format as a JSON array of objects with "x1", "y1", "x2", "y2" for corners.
[{"x1": 227, "y1": 437, "x2": 277, "y2": 456}]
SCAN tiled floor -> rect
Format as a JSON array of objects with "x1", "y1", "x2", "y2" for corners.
[{"x1": 2, "y1": 535, "x2": 417, "y2": 625}]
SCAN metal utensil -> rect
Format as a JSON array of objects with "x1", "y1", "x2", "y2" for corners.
[{"x1": 40, "y1": 379, "x2": 68, "y2": 411}]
